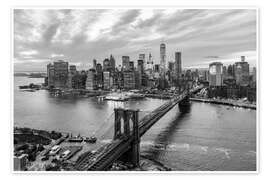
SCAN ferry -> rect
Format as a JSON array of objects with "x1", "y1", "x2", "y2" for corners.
[{"x1": 68, "y1": 137, "x2": 84, "y2": 143}]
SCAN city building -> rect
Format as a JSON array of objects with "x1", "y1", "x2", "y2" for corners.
[
  {"x1": 227, "y1": 64, "x2": 234, "y2": 77},
  {"x1": 113, "y1": 70, "x2": 124, "y2": 89},
  {"x1": 123, "y1": 70, "x2": 135, "y2": 89},
  {"x1": 209, "y1": 62, "x2": 223, "y2": 87},
  {"x1": 96, "y1": 63, "x2": 103, "y2": 89},
  {"x1": 69, "y1": 65, "x2": 77, "y2": 74},
  {"x1": 146, "y1": 53, "x2": 153, "y2": 70},
  {"x1": 103, "y1": 58, "x2": 110, "y2": 72},
  {"x1": 122, "y1": 56, "x2": 130, "y2": 70},
  {"x1": 234, "y1": 56, "x2": 250, "y2": 86},
  {"x1": 252, "y1": 67, "x2": 256, "y2": 82},
  {"x1": 139, "y1": 53, "x2": 146, "y2": 69},
  {"x1": 139, "y1": 54, "x2": 145, "y2": 62},
  {"x1": 93, "y1": 59, "x2": 97, "y2": 70},
  {"x1": 103, "y1": 71, "x2": 110, "y2": 90},
  {"x1": 66, "y1": 65, "x2": 77, "y2": 89},
  {"x1": 50, "y1": 60, "x2": 69, "y2": 89},
  {"x1": 86, "y1": 69, "x2": 97, "y2": 90},
  {"x1": 72, "y1": 71, "x2": 87, "y2": 89},
  {"x1": 160, "y1": 43, "x2": 166, "y2": 76},
  {"x1": 154, "y1": 64, "x2": 160, "y2": 79},
  {"x1": 168, "y1": 61, "x2": 175, "y2": 73},
  {"x1": 175, "y1": 52, "x2": 182, "y2": 81},
  {"x1": 129, "y1": 61, "x2": 135, "y2": 71},
  {"x1": 47, "y1": 63, "x2": 55, "y2": 88},
  {"x1": 109, "y1": 55, "x2": 116, "y2": 72},
  {"x1": 137, "y1": 60, "x2": 144, "y2": 74},
  {"x1": 137, "y1": 59, "x2": 144, "y2": 88}
]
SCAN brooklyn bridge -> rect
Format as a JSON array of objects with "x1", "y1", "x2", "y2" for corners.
[{"x1": 74, "y1": 85, "x2": 203, "y2": 171}]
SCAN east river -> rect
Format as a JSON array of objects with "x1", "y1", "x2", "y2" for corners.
[{"x1": 14, "y1": 77, "x2": 256, "y2": 171}]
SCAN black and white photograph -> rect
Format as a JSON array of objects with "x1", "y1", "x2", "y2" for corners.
[{"x1": 13, "y1": 8, "x2": 257, "y2": 172}]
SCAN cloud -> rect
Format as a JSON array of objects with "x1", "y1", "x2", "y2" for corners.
[
  {"x1": 13, "y1": 9, "x2": 257, "y2": 71},
  {"x1": 19, "y1": 50, "x2": 39, "y2": 56},
  {"x1": 50, "y1": 53, "x2": 64, "y2": 58}
]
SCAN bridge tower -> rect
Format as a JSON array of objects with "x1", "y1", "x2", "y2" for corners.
[
  {"x1": 178, "y1": 77, "x2": 191, "y2": 111},
  {"x1": 114, "y1": 108, "x2": 140, "y2": 167}
]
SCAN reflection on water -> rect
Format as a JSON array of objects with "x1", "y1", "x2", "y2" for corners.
[
  {"x1": 14, "y1": 77, "x2": 256, "y2": 171},
  {"x1": 142, "y1": 105, "x2": 191, "y2": 161}
]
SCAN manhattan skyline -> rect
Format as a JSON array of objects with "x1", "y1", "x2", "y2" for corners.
[{"x1": 14, "y1": 9, "x2": 257, "y2": 72}]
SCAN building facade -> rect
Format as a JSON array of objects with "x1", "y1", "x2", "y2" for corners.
[
  {"x1": 209, "y1": 62, "x2": 223, "y2": 87},
  {"x1": 122, "y1": 56, "x2": 130, "y2": 71},
  {"x1": 175, "y1": 52, "x2": 182, "y2": 82},
  {"x1": 123, "y1": 70, "x2": 135, "y2": 89},
  {"x1": 86, "y1": 69, "x2": 97, "y2": 90},
  {"x1": 103, "y1": 71, "x2": 110, "y2": 90},
  {"x1": 234, "y1": 56, "x2": 250, "y2": 86},
  {"x1": 160, "y1": 43, "x2": 166, "y2": 76}
]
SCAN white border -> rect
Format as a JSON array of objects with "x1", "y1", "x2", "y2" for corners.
[{"x1": 10, "y1": 6, "x2": 259, "y2": 175}]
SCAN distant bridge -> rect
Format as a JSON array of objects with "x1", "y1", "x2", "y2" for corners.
[{"x1": 74, "y1": 85, "x2": 203, "y2": 171}]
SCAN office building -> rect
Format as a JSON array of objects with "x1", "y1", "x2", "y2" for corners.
[
  {"x1": 252, "y1": 67, "x2": 256, "y2": 82},
  {"x1": 47, "y1": 63, "x2": 55, "y2": 88},
  {"x1": 93, "y1": 59, "x2": 97, "y2": 69},
  {"x1": 137, "y1": 59, "x2": 144, "y2": 74},
  {"x1": 69, "y1": 65, "x2": 77, "y2": 74},
  {"x1": 86, "y1": 69, "x2": 97, "y2": 90},
  {"x1": 109, "y1": 55, "x2": 116, "y2": 72},
  {"x1": 96, "y1": 63, "x2": 103, "y2": 88},
  {"x1": 234, "y1": 56, "x2": 250, "y2": 86},
  {"x1": 129, "y1": 61, "x2": 134, "y2": 71},
  {"x1": 146, "y1": 53, "x2": 153, "y2": 70},
  {"x1": 209, "y1": 62, "x2": 223, "y2": 86},
  {"x1": 103, "y1": 58, "x2": 110, "y2": 72},
  {"x1": 160, "y1": 43, "x2": 166, "y2": 76},
  {"x1": 175, "y1": 52, "x2": 182, "y2": 81},
  {"x1": 52, "y1": 60, "x2": 69, "y2": 88},
  {"x1": 123, "y1": 70, "x2": 135, "y2": 89},
  {"x1": 122, "y1": 56, "x2": 130, "y2": 70},
  {"x1": 103, "y1": 71, "x2": 110, "y2": 90}
]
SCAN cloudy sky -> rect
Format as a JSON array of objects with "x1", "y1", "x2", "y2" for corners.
[{"x1": 14, "y1": 9, "x2": 257, "y2": 72}]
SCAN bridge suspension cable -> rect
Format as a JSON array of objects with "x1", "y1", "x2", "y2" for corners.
[{"x1": 92, "y1": 112, "x2": 114, "y2": 139}]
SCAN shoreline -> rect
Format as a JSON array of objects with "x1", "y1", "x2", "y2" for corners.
[{"x1": 190, "y1": 97, "x2": 256, "y2": 110}]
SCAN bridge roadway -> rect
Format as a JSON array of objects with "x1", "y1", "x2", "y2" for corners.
[{"x1": 74, "y1": 86, "x2": 203, "y2": 171}]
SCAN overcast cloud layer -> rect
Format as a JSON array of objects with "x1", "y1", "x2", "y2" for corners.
[{"x1": 14, "y1": 9, "x2": 257, "y2": 72}]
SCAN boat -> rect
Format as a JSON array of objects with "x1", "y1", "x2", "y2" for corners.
[
  {"x1": 68, "y1": 137, "x2": 84, "y2": 143},
  {"x1": 19, "y1": 85, "x2": 29, "y2": 89},
  {"x1": 84, "y1": 136, "x2": 97, "y2": 143}
]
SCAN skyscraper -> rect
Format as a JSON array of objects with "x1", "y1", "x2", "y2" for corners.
[
  {"x1": 93, "y1": 59, "x2": 97, "y2": 70},
  {"x1": 47, "y1": 63, "x2": 55, "y2": 88},
  {"x1": 209, "y1": 62, "x2": 223, "y2": 87},
  {"x1": 139, "y1": 54, "x2": 145, "y2": 62},
  {"x1": 103, "y1": 71, "x2": 110, "y2": 90},
  {"x1": 175, "y1": 52, "x2": 182, "y2": 81},
  {"x1": 103, "y1": 58, "x2": 110, "y2": 71},
  {"x1": 53, "y1": 60, "x2": 69, "y2": 88},
  {"x1": 137, "y1": 60, "x2": 144, "y2": 74},
  {"x1": 139, "y1": 54, "x2": 145, "y2": 69},
  {"x1": 160, "y1": 43, "x2": 166, "y2": 76},
  {"x1": 234, "y1": 56, "x2": 250, "y2": 86},
  {"x1": 109, "y1": 55, "x2": 115, "y2": 71},
  {"x1": 86, "y1": 69, "x2": 97, "y2": 90},
  {"x1": 122, "y1": 56, "x2": 130, "y2": 70}
]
